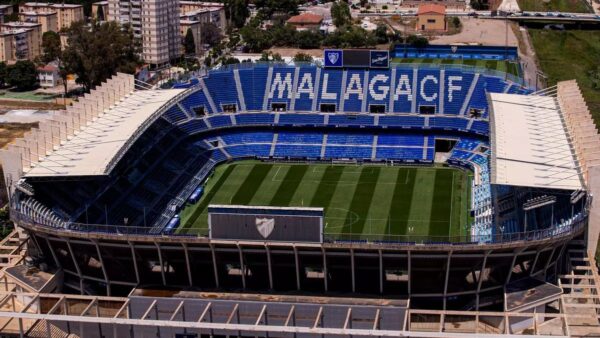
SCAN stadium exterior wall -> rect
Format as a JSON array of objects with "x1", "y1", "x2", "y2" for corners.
[{"x1": 19, "y1": 217, "x2": 584, "y2": 310}]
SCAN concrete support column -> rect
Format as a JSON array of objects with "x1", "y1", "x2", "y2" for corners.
[
  {"x1": 350, "y1": 248, "x2": 355, "y2": 293},
  {"x1": 210, "y1": 243, "x2": 219, "y2": 288},
  {"x1": 266, "y1": 246, "x2": 273, "y2": 290},
  {"x1": 293, "y1": 246, "x2": 300, "y2": 291},
  {"x1": 237, "y1": 244, "x2": 246, "y2": 290},
  {"x1": 154, "y1": 242, "x2": 167, "y2": 286},
  {"x1": 92, "y1": 240, "x2": 111, "y2": 296},
  {"x1": 128, "y1": 241, "x2": 140, "y2": 285},
  {"x1": 182, "y1": 243, "x2": 193, "y2": 286},
  {"x1": 65, "y1": 238, "x2": 84, "y2": 295},
  {"x1": 322, "y1": 247, "x2": 328, "y2": 292},
  {"x1": 476, "y1": 250, "x2": 491, "y2": 311}
]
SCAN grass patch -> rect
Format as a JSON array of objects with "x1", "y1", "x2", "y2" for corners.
[
  {"x1": 178, "y1": 161, "x2": 471, "y2": 241},
  {"x1": 392, "y1": 58, "x2": 521, "y2": 78},
  {"x1": 517, "y1": 0, "x2": 592, "y2": 13},
  {"x1": 528, "y1": 29, "x2": 600, "y2": 124}
]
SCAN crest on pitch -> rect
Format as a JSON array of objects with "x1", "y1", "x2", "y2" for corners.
[
  {"x1": 451, "y1": 46, "x2": 458, "y2": 53},
  {"x1": 255, "y1": 217, "x2": 275, "y2": 238}
]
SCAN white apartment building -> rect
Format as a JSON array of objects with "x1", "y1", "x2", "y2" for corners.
[{"x1": 107, "y1": 0, "x2": 180, "y2": 67}]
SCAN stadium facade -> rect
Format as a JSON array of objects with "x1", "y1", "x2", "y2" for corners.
[{"x1": 1, "y1": 60, "x2": 599, "y2": 316}]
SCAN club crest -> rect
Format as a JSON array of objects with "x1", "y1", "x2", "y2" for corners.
[
  {"x1": 451, "y1": 46, "x2": 458, "y2": 53},
  {"x1": 327, "y1": 51, "x2": 340, "y2": 65},
  {"x1": 255, "y1": 217, "x2": 275, "y2": 238}
]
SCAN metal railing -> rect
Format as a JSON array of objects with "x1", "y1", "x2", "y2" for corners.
[{"x1": 11, "y1": 209, "x2": 586, "y2": 246}]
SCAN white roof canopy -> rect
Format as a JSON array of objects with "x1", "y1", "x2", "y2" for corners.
[
  {"x1": 489, "y1": 93, "x2": 583, "y2": 191},
  {"x1": 25, "y1": 89, "x2": 186, "y2": 177}
]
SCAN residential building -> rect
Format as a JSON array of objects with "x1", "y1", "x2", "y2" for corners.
[
  {"x1": 0, "y1": 5, "x2": 14, "y2": 24},
  {"x1": 179, "y1": 4, "x2": 227, "y2": 55},
  {"x1": 179, "y1": 1, "x2": 223, "y2": 14},
  {"x1": 38, "y1": 64, "x2": 61, "y2": 87},
  {"x1": 286, "y1": 12, "x2": 323, "y2": 31},
  {"x1": 92, "y1": 1, "x2": 108, "y2": 21},
  {"x1": 20, "y1": 3, "x2": 84, "y2": 29},
  {"x1": 416, "y1": 4, "x2": 446, "y2": 31},
  {"x1": 0, "y1": 21, "x2": 42, "y2": 61},
  {"x1": 107, "y1": 0, "x2": 180, "y2": 67},
  {"x1": 52, "y1": 4, "x2": 84, "y2": 29},
  {"x1": 19, "y1": 11, "x2": 59, "y2": 33}
]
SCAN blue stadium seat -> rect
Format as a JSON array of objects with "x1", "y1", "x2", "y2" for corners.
[
  {"x1": 207, "y1": 115, "x2": 232, "y2": 128},
  {"x1": 274, "y1": 144, "x2": 321, "y2": 158},
  {"x1": 278, "y1": 113, "x2": 324, "y2": 126},
  {"x1": 236, "y1": 113, "x2": 275, "y2": 125},
  {"x1": 162, "y1": 105, "x2": 188, "y2": 124},
  {"x1": 379, "y1": 115, "x2": 425, "y2": 128}
]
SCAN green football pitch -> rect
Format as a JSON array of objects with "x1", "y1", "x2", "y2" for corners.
[{"x1": 178, "y1": 161, "x2": 472, "y2": 241}]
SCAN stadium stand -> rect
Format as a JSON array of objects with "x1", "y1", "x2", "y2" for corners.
[{"x1": 11, "y1": 63, "x2": 564, "y2": 246}]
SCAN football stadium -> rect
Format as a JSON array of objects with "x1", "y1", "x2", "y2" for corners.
[{"x1": 1, "y1": 48, "x2": 600, "y2": 336}]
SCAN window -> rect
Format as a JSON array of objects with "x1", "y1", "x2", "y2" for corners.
[
  {"x1": 320, "y1": 103, "x2": 336, "y2": 113},
  {"x1": 369, "y1": 104, "x2": 386, "y2": 114},
  {"x1": 469, "y1": 108, "x2": 484, "y2": 118},
  {"x1": 222, "y1": 104, "x2": 237, "y2": 113},
  {"x1": 427, "y1": 19, "x2": 436, "y2": 23},
  {"x1": 419, "y1": 105, "x2": 436, "y2": 115},
  {"x1": 385, "y1": 269, "x2": 409, "y2": 282},
  {"x1": 271, "y1": 103, "x2": 286, "y2": 112},
  {"x1": 305, "y1": 266, "x2": 324, "y2": 279},
  {"x1": 434, "y1": 138, "x2": 457, "y2": 153},
  {"x1": 191, "y1": 106, "x2": 205, "y2": 116}
]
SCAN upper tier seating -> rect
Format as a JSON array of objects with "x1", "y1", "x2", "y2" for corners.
[{"x1": 190, "y1": 64, "x2": 527, "y2": 119}]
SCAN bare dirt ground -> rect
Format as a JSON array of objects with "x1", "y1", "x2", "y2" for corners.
[
  {"x1": 0, "y1": 100, "x2": 64, "y2": 110},
  {"x1": 0, "y1": 123, "x2": 37, "y2": 149},
  {"x1": 430, "y1": 18, "x2": 519, "y2": 46}
]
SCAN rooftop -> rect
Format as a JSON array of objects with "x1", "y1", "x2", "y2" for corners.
[
  {"x1": 417, "y1": 4, "x2": 446, "y2": 15},
  {"x1": 287, "y1": 12, "x2": 324, "y2": 25},
  {"x1": 25, "y1": 89, "x2": 186, "y2": 177},
  {"x1": 489, "y1": 92, "x2": 583, "y2": 190},
  {"x1": 2, "y1": 21, "x2": 41, "y2": 28}
]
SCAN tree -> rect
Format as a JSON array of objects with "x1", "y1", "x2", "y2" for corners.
[
  {"x1": 259, "y1": 51, "x2": 282, "y2": 61},
  {"x1": 255, "y1": 0, "x2": 299, "y2": 17},
  {"x1": 374, "y1": 24, "x2": 389, "y2": 44},
  {"x1": 41, "y1": 31, "x2": 62, "y2": 63},
  {"x1": 0, "y1": 62, "x2": 7, "y2": 87},
  {"x1": 407, "y1": 35, "x2": 428, "y2": 49},
  {"x1": 62, "y1": 21, "x2": 140, "y2": 91},
  {"x1": 240, "y1": 24, "x2": 273, "y2": 52},
  {"x1": 293, "y1": 52, "x2": 313, "y2": 63},
  {"x1": 6, "y1": 61, "x2": 38, "y2": 91},
  {"x1": 222, "y1": 56, "x2": 240, "y2": 65},
  {"x1": 184, "y1": 28, "x2": 196, "y2": 55},
  {"x1": 296, "y1": 30, "x2": 323, "y2": 49},
  {"x1": 331, "y1": 1, "x2": 352, "y2": 27},
  {"x1": 224, "y1": 0, "x2": 249, "y2": 29},
  {"x1": 201, "y1": 23, "x2": 222, "y2": 46},
  {"x1": 451, "y1": 17, "x2": 461, "y2": 29},
  {"x1": 589, "y1": 65, "x2": 600, "y2": 90}
]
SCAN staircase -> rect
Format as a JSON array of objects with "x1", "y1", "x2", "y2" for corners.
[{"x1": 558, "y1": 243, "x2": 600, "y2": 337}]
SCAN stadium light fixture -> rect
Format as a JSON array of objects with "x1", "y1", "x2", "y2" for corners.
[
  {"x1": 570, "y1": 190, "x2": 586, "y2": 204},
  {"x1": 523, "y1": 195, "x2": 556, "y2": 211}
]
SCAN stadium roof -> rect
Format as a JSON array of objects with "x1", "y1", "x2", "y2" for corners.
[
  {"x1": 489, "y1": 92, "x2": 583, "y2": 191},
  {"x1": 25, "y1": 89, "x2": 186, "y2": 177}
]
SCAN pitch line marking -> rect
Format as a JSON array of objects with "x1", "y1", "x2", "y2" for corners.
[{"x1": 272, "y1": 165, "x2": 283, "y2": 182}]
